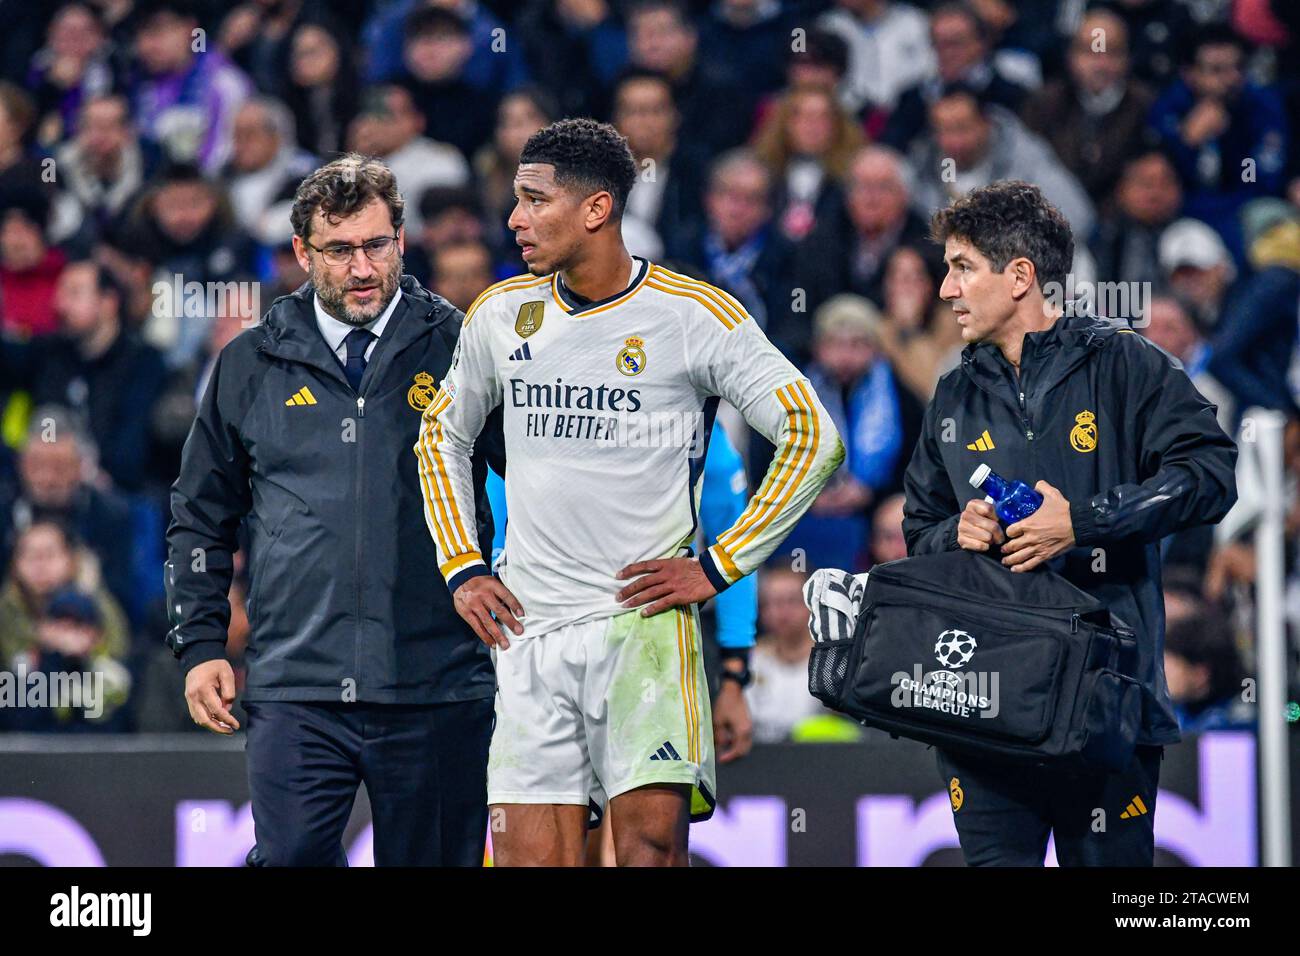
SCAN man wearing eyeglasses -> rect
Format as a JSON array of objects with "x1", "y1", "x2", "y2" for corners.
[{"x1": 165, "y1": 154, "x2": 503, "y2": 866}]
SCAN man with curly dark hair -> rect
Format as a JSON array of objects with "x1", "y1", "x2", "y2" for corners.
[
  {"x1": 416, "y1": 118, "x2": 844, "y2": 865},
  {"x1": 903, "y1": 180, "x2": 1237, "y2": 866}
]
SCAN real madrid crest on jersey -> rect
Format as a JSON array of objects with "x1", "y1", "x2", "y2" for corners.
[
  {"x1": 617, "y1": 336, "x2": 647, "y2": 376},
  {"x1": 515, "y1": 301, "x2": 544, "y2": 338},
  {"x1": 1070, "y1": 409, "x2": 1097, "y2": 453},
  {"x1": 407, "y1": 371, "x2": 437, "y2": 411}
]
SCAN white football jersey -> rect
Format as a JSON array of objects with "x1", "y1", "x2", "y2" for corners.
[{"x1": 416, "y1": 257, "x2": 844, "y2": 637}]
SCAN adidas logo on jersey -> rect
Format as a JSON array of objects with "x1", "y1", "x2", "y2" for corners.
[
  {"x1": 966, "y1": 429, "x2": 995, "y2": 451},
  {"x1": 508, "y1": 342, "x2": 533, "y2": 361},
  {"x1": 285, "y1": 386, "x2": 318, "y2": 406},
  {"x1": 649, "y1": 741, "x2": 682, "y2": 761}
]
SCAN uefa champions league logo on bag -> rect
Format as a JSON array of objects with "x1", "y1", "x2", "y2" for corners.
[{"x1": 891, "y1": 628, "x2": 999, "y2": 719}]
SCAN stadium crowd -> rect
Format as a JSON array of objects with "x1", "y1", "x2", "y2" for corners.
[{"x1": 0, "y1": 0, "x2": 1295, "y2": 739}]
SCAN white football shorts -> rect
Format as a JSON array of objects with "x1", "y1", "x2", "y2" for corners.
[{"x1": 486, "y1": 605, "x2": 715, "y2": 822}]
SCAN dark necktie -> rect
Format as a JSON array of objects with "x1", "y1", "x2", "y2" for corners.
[{"x1": 343, "y1": 328, "x2": 375, "y2": 392}]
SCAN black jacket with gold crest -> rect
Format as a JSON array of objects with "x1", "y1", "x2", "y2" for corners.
[
  {"x1": 166, "y1": 275, "x2": 502, "y2": 704},
  {"x1": 902, "y1": 312, "x2": 1238, "y2": 744}
]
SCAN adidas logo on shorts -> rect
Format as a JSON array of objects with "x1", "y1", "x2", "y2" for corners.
[{"x1": 649, "y1": 741, "x2": 682, "y2": 761}]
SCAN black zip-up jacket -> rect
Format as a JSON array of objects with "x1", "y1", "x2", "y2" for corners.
[
  {"x1": 165, "y1": 276, "x2": 500, "y2": 703},
  {"x1": 902, "y1": 313, "x2": 1238, "y2": 744}
]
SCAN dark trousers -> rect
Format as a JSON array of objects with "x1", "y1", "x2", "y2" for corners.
[
  {"x1": 936, "y1": 744, "x2": 1163, "y2": 866},
  {"x1": 243, "y1": 698, "x2": 493, "y2": 867}
]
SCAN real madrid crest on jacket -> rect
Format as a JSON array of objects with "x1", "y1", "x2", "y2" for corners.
[
  {"x1": 165, "y1": 274, "x2": 505, "y2": 703},
  {"x1": 902, "y1": 312, "x2": 1237, "y2": 745}
]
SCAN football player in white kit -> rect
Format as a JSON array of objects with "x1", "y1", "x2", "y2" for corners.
[{"x1": 415, "y1": 119, "x2": 843, "y2": 865}]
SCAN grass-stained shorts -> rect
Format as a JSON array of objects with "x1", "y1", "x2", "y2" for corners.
[{"x1": 487, "y1": 605, "x2": 716, "y2": 823}]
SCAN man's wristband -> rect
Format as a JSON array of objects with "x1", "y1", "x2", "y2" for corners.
[{"x1": 719, "y1": 648, "x2": 752, "y2": 689}]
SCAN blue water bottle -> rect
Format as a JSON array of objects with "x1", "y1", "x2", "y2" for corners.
[{"x1": 969, "y1": 464, "x2": 1043, "y2": 524}]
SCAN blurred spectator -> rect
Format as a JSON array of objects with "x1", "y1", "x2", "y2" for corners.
[
  {"x1": 472, "y1": 87, "x2": 557, "y2": 247},
  {"x1": 784, "y1": 294, "x2": 909, "y2": 572},
  {"x1": 700, "y1": 0, "x2": 799, "y2": 104},
  {"x1": 0, "y1": 261, "x2": 167, "y2": 492},
  {"x1": 909, "y1": 83, "x2": 1095, "y2": 237},
  {"x1": 281, "y1": 20, "x2": 360, "y2": 157},
  {"x1": 613, "y1": 67, "x2": 709, "y2": 261},
  {"x1": 1206, "y1": 201, "x2": 1300, "y2": 422},
  {"x1": 1020, "y1": 7, "x2": 1156, "y2": 205},
  {"x1": 0, "y1": 81, "x2": 41, "y2": 188},
  {"x1": 871, "y1": 243, "x2": 961, "y2": 402},
  {"x1": 25, "y1": 2, "x2": 118, "y2": 148},
  {"x1": 55, "y1": 94, "x2": 156, "y2": 237},
  {"x1": 1090, "y1": 147, "x2": 1183, "y2": 287},
  {"x1": 751, "y1": 25, "x2": 851, "y2": 136},
  {"x1": 883, "y1": 1, "x2": 1032, "y2": 153},
  {"x1": 0, "y1": 410, "x2": 136, "y2": 621},
  {"x1": 429, "y1": 239, "x2": 494, "y2": 312},
  {"x1": 1164, "y1": 600, "x2": 1254, "y2": 733},
  {"x1": 674, "y1": 149, "x2": 797, "y2": 356},
  {"x1": 0, "y1": 519, "x2": 131, "y2": 731},
  {"x1": 346, "y1": 85, "x2": 470, "y2": 235},
  {"x1": 955, "y1": 0, "x2": 1051, "y2": 85},
  {"x1": 224, "y1": 97, "x2": 316, "y2": 244},
  {"x1": 394, "y1": 6, "x2": 498, "y2": 161},
  {"x1": 416, "y1": 186, "x2": 492, "y2": 279},
  {"x1": 363, "y1": 0, "x2": 531, "y2": 95},
  {"x1": 751, "y1": 84, "x2": 865, "y2": 243},
  {"x1": 792, "y1": 145, "x2": 934, "y2": 336},
  {"x1": 0, "y1": 193, "x2": 66, "y2": 339},
  {"x1": 868, "y1": 491, "x2": 907, "y2": 566},
  {"x1": 1140, "y1": 294, "x2": 1234, "y2": 433},
  {"x1": 130, "y1": 162, "x2": 256, "y2": 369},
  {"x1": 516, "y1": 0, "x2": 627, "y2": 119},
  {"x1": 786, "y1": 26, "x2": 850, "y2": 95},
  {"x1": 216, "y1": 0, "x2": 318, "y2": 96},
  {"x1": 1085, "y1": 0, "x2": 1196, "y2": 88},
  {"x1": 1148, "y1": 22, "x2": 1288, "y2": 264},
  {"x1": 0, "y1": 81, "x2": 80, "y2": 247},
  {"x1": 128, "y1": 0, "x2": 252, "y2": 174},
  {"x1": 1158, "y1": 216, "x2": 1237, "y2": 330},
  {"x1": 746, "y1": 566, "x2": 826, "y2": 743},
  {"x1": 626, "y1": 0, "x2": 753, "y2": 154},
  {"x1": 817, "y1": 0, "x2": 934, "y2": 116}
]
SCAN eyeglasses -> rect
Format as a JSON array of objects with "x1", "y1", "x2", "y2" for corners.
[{"x1": 304, "y1": 233, "x2": 400, "y2": 267}]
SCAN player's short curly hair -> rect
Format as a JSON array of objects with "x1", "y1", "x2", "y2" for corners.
[
  {"x1": 519, "y1": 118, "x2": 638, "y2": 220},
  {"x1": 929, "y1": 180, "x2": 1073, "y2": 292},
  {"x1": 290, "y1": 153, "x2": 404, "y2": 241}
]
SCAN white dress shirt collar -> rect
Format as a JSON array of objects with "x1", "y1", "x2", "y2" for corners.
[{"x1": 313, "y1": 287, "x2": 403, "y2": 358}]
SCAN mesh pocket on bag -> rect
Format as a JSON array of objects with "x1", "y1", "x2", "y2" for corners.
[{"x1": 808, "y1": 643, "x2": 854, "y2": 705}]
